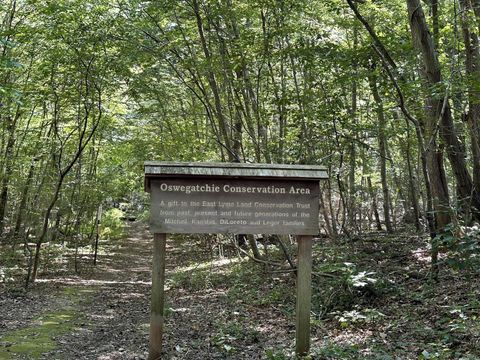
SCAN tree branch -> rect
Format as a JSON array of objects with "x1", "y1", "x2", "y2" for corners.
[{"x1": 345, "y1": 0, "x2": 397, "y2": 69}]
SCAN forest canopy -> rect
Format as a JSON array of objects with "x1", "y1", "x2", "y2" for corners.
[{"x1": 0, "y1": 0, "x2": 479, "y2": 285}]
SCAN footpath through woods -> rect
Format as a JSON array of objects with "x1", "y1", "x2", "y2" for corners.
[
  {"x1": 0, "y1": 222, "x2": 294, "y2": 359},
  {"x1": 0, "y1": 222, "x2": 154, "y2": 359},
  {"x1": 1, "y1": 222, "x2": 480, "y2": 359}
]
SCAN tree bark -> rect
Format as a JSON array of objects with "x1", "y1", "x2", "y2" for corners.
[
  {"x1": 347, "y1": 26, "x2": 359, "y2": 232},
  {"x1": 367, "y1": 177, "x2": 383, "y2": 231},
  {"x1": 406, "y1": 0, "x2": 480, "y2": 227},
  {"x1": 13, "y1": 158, "x2": 37, "y2": 240},
  {"x1": 405, "y1": 121, "x2": 422, "y2": 231},
  {"x1": 247, "y1": 234, "x2": 262, "y2": 260},
  {"x1": 407, "y1": 0, "x2": 453, "y2": 277},
  {"x1": 368, "y1": 73, "x2": 393, "y2": 233},
  {"x1": 0, "y1": 116, "x2": 17, "y2": 234},
  {"x1": 459, "y1": 0, "x2": 480, "y2": 192}
]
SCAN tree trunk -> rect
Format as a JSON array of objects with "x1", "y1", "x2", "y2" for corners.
[
  {"x1": 368, "y1": 73, "x2": 393, "y2": 233},
  {"x1": 386, "y1": 143, "x2": 409, "y2": 217},
  {"x1": 13, "y1": 158, "x2": 37, "y2": 241},
  {"x1": 367, "y1": 177, "x2": 383, "y2": 231},
  {"x1": 0, "y1": 118, "x2": 17, "y2": 235},
  {"x1": 319, "y1": 187, "x2": 336, "y2": 239},
  {"x1": 405, "y1": 121, "x2": 422, "y2": 231},
  {"x1": 459, "y1": 0, "x2": 480, "y2": 192},
  {"x1": 408, "y1": 0, "x2": 480, "y2": 222},
  {"x1": 347, "y1": 26, "x2": 358, "y2": 233},
  {"x1": 326, "y1": 176, "x2": 339, "y2": 237},
  {"x1": 407, "y1": 0, "x2": 450, "y2": 231},
  {"x1": 192, "y1": 0, "x2": 236, "y2": 161},
  {"x1": 247, "y1": 234, "x2": 262, "y2": 260}
]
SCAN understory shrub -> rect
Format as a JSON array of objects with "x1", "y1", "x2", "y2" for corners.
[{"x1": 100, "y1": 208, "x2": 125, "y2": 240}]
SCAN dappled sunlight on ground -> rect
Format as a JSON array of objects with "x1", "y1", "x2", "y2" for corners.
[
  {"x1": 35, "y1": 278, "x2": 151, "y2": 286},
  {"x1": 2, "y1": 223, "x2": 479, "y2": 359},
  {"x1": 174, "y1": 256, "x2": 242, "y2": 274},
  {"x1": 411, "y1": 247, "x2": 431, "y2": 263}
]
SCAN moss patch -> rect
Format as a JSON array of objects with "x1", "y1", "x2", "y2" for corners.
[
  {"x1": 0, "y1": 286, "x2": 93, "y2": 359},
  {"x1": 0, "y1": 309, "x2": 76, "y2": 359},
  {"x1": 62, "y1": 286, "x2": 95, "y2": 302}
]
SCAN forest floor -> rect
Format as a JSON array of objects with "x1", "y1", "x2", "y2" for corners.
[{"x1": 0, "y1": 221, "x2": 480, "y2": 359}]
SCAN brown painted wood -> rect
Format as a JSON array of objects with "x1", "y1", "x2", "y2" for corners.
[
  {"x1": 150, "y1": 178, "x2": 319, "y2": 235},
  {"x1": 296, "y1": 235, "x2": 313, "y2": 356},
  {"x1": 148, "y1": 233, "x2": 166, "y2": 360}
]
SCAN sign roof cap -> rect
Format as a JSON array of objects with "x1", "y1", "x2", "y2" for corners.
[{"x1": 144, "y1": 161, "x2": 328, "y2": 191}]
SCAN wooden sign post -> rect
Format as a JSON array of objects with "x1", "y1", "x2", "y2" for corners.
[
  {"x1": 144, "y1": 162, "x2": 328, "y2": 359},
  {"x1": 296, "y1": 235, "x2": 313, "y2": 355},
  {"x1": 149, "y1": 233, "x2": 166, "y2": 360}
]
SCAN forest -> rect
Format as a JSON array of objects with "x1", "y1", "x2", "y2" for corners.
[{"x1": 1, "y1": 0, "x2": 480, "y2": 359}]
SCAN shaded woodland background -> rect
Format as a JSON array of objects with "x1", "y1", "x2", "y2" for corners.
[
  {"x1": 1, "y1": 1, "x2": 480, "y2": 359},
  {"x1": 0, "y1": 0, "x2": 480, "y2": 301}
]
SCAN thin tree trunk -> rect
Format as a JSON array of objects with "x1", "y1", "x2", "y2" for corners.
[
  {"x1": 319, "y1": 187, "x2": 335, "y2": 239},
  {"x1": 367, "y1": 177, "x2": 383, "y2": 231},
  {"x1": 347, "y1": 26, "x2": 358, "y2": 233},
  {"x1": 0, "y1": 114, "x2": 18, "y2": 235},
  {"x1": 368, "y1": 73, "x2": 393, "y2": 233},
  {"x1": 405, "y1": 120, "x2": 422, "y2": 231},
  {"x1": 326, "y1": 177, "x2": 339, "y2": 237},
  {"x1": 31, "y1": 87, "x2": 102, "y2": 283},
  {"x1": 192, "y1": 0, "x2": 236, "y2": 161},
  {"x1": 13, "y1": 158, "x2": 37, "y2": 241},
  {"x1": 246, "y1": 234, "x2": 262, "y2": 260}
]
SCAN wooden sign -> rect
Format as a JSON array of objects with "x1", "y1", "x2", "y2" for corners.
[
  {"x1": 144, "y1": 161, "x2": 328, "y2": 359},
  {"x1": 149, "y1": 178, "x2": 319, "y2": 234}
]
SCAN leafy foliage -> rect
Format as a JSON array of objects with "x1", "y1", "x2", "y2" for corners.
[
  {"x1": 436, "y1": 224, "x2": 480, "y2": 270},
  {"x1": 100, "y1": 208, "x2": 125, "y2": 240}
]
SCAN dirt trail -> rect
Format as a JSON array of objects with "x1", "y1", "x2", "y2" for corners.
[
  {"x1": 0, "y1": 223, "x2": 154, "y2": 359},
  {"x1": 47, "y1": 222, "x2": 154, "y2": 359},
  {"x1": 1, "y1": 222, "x2": 291, "y2": 360}
]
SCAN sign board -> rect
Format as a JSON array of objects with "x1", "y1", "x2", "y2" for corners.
[
  {"x1": 145, "y1": 162, "x2": 328, "y2": 235},
  {"x1": 150, "y1": 178, "x2": 319, "y2": 234},
  {"x1": 144, "y1": 161, "x2": 328, "y2": 359}
]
